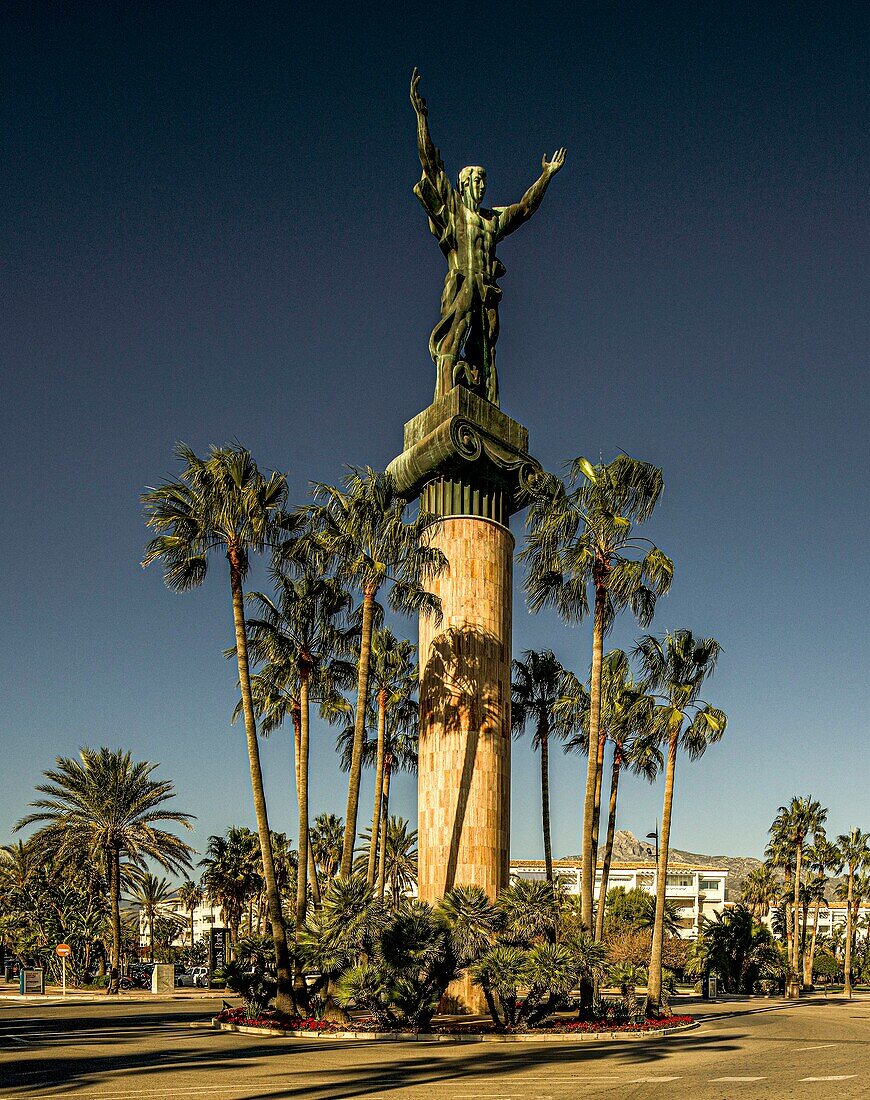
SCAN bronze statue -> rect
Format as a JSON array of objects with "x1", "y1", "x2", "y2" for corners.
[{"x1": 411, "y1": 68, "x2": 565, "y2": 407}]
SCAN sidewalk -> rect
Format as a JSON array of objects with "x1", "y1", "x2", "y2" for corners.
[{"x1": 0, "y1": 979, "x2": 226, "y2": 1004}]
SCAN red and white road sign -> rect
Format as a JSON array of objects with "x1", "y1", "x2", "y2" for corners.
[{"x1": 55, "y1": 944, "x2": 71, "y2": 957}]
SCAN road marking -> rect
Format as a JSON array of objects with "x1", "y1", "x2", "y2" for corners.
[
  {"x1": 36, "y1": 1089, "x2": 264, "y2": 1099},
  {"x1": 1, "y1": 1035, "x2": 31, "y2": 1044},
  {"x1": 801, "y1": 1076, "x2": 857, "y2": 1082},
  {"x1": 630, "y1": 1078, "x2": 682, "y2": 1083},
  {"x1": 795, "y1": 1043, "x2": 837, "y2": 1050},
  {"x1": 711, "y1": 1077, "x2": 767, "y2": 1082}
]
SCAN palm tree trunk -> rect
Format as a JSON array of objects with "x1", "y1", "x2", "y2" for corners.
[
  {"x1": 308, "y1": 844, "x2": 321, "y2": 908},
  {"x1": 377, "y1": 766, "x2": 392, "y2": 898},
  {"x1": 580, "y1": 584, "x2": 607, "y2": 932},
  {"x1": 190, "y1": 909, "x2": 195, "y2": 951},
  {"x1": 647, "y1": 726, "x2": 678, "y2": 1016},
  {"x1": 108, "y1": 844, "x2": 121, "y2": 995},
  {"x1": 341, "y1": 584, "x2": 376, "y2": 877},
  {"x1": 540, "y1": 729, "x2": 553, "y2": 883},
  {"x1": 594, "y1": 748, "x2": 622, "y2": 942},
  {"x1": 783, "y1": 866, "x2": 793, "y2": 964},
  {"x1": 228, "y1": 556, "x2": 294, "y2": 1014},
  {"x1": 296, "y1": 668, "x2": 311, "y2": 925},
  {"x1": 367, "y1": 689, "x2": 387, "y2": 884},
  {"x1": 844, "y1": 869, "x2": 854, "y2": 997},
  {"x1": 149, "y1": 913, "x2": 154, "y2": 962},
  {"x1": 792, "y1": 842, "x2": 802, "y2": 979},
  {"x1": 590, "y1": 728, "x2": 607, "y2": 871},
  {"x1": 805, "y1": 893, "x2": 823, "y2": 986}
]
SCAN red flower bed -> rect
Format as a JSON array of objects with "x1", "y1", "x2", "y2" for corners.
[
  {"x1": 215, "y1": 1007, "x2": 694, "y2": 1036},
  {"x1": 214, "y1": 1007, "x2": 381, "y2": 1032},
  {"x1": 434, "y1": 1015, "x2": 694, "y2": 1036},
  {"x1": 554, "y1": 1015, "x2": 695, "y2": 1034}
]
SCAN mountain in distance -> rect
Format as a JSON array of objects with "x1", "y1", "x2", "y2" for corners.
[{"x1": 563, "y1": 830, "x2": 765, "y2": 901}]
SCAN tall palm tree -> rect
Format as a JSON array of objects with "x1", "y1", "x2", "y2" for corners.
[
  {"x1": 240, "y1": 659, "x2": 349, "y2": 911},
  {"x1": 588, "y1": 652, "x2": 661, "y2": 941},
  {"x1": 129, "y1": 873, "x2": 179, "y2": 962},
  {"x1": 335, "y1": 668, "x2": 418, "y2": 894},
  {"x1": 802, "y1": 837, "x2": 838, "y2": 985},
  {"x1": 521, "y1": 454, "x2": 673, "y2": 932},
  {"x1": 835, "y1": 827, "x2": 870, "y2": 997},
  {"x1": 741, "y1": 864, "x2": 780, "y2": 922},
  {"x1": 15, "y1": 748, "x2": 194, "y2": 994},
  {"x1": 362, "y1": 629, "x2": 417, "y2": 885},
  {"x1": 511, "y1": 650, "x2": 580, "y2": 883},
  {"x1": 177, "y1": 880, "x2": 203, "y2": 950},
  {"x1": 561, "y1": 650, "x2": 660, "y2": 939},
  {"x1": 142, "y1": 442, "x2": 299, "y2": 1011},
  {"x1": 381, "y1": 816, "x2": 418, "y2": 908},
  {"x1": 774, "y1": 796, "x2": 827, "y2": 985},
  {"x1": 632, "y1": 629, "x2": 726, "y2": 1016},
  {"x1": 377, "y1": 704, "x2": 418, "y2": 899},
  {"x1": 310, "y1": 814, "x2": 344, "y2": 885},
  {"x1": 199, "y1": 827, "x2": 263, "y2": 951},
  {"x1": 309, "y1": 468, "x2": 444, "y2": 877},
  {"x1": 765, "y1": 822, "x2": 796, "y2": 963},
  {"x1": 245, "y1": 560, "x2": 355, "y2": 923}
]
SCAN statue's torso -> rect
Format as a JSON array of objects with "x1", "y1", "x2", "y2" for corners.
[{"x1": 448, "y1": 202, "x2": 500, "y2": 283}]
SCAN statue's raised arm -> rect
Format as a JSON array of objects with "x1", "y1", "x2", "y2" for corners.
[
  {"x1": 411, "y1": 68, "x2": 451, "y2": 205},
  {"x1": 496, "y1": 148, "x2": 566, "y2": 240}
]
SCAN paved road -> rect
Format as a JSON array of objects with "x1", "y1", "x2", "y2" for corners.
[{"x1": 1, "y1": 995, "x2": 867, "y2": 1098}]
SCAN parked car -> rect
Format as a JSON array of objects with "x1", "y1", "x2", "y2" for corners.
[{"x1": 176, "y1": 966, "x2": 209, "y2": 988}]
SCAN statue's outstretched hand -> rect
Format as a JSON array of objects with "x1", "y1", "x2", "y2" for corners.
[
  {"x1": 542, "y1": 148, "x2": 567, "y2": 175},
  {"x1": 410, "y1": 67, "x2": 428, "y2": 117}
]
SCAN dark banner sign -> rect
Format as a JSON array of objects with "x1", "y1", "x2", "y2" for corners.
[{"x1": 209, "y1": 927, "x2": 228, "y2": 973}]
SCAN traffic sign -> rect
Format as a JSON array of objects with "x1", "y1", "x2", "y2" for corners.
[{"x1": 56, "y1": 944, "x2": 71, "y2": 957}]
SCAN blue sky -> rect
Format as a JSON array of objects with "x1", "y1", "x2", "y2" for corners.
[{"x1": 3, "y1": 1, "x2": 867, "y2": 866}]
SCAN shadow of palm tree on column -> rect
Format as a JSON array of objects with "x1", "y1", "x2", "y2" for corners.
[{"x1": 419, "y1": 626, "x2": 508, "y2": 895}]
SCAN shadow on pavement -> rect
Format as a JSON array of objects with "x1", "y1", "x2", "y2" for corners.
[{"x1": 3, "y1": 1002, "x2": 745, "y2": 1099}]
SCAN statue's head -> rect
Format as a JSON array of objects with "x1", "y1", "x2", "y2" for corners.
[{"x1": 458, "y1": 165, "x2": 487, "y2": 207}]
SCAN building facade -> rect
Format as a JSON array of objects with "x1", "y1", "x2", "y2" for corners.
[
  {"x1": 137, "y1": 901, "x2": 225, "y2": 950},
  {"x1": 509, "y1": 859, "x2": 728, "y2": 939}
]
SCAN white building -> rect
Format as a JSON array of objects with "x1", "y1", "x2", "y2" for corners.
[
  {"x1": 771, "y1": 901, "x2": 870, "y2": 940},
  {"x1": 137, "y1": 901, "x2": 225, "y2": 949},
  {"x1": 510, "y1": 858, "x2": 728, "y2": 939}
]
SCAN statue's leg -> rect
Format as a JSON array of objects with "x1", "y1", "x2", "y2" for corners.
[
  {"x1": 431, "y1": 274, "x2": 474, "y2": 398},
  {"x1": 485, "y1": 305, "x2": 500, "y2": 405}
]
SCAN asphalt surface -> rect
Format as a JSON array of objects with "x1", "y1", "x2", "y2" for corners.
[{"x1": 1, "y1": 993, "x2": 868, "y2": 1098}]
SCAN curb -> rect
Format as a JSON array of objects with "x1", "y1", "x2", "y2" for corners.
[{"x1": 210, "y1": 1019, "x2": 699, "y2": 1043}]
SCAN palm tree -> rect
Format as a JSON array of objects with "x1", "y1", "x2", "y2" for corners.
[
  {"x1": 363, "y1": 629, "x2": 417, "y2": 886},
  {"x1": 199, "y1": 827, "x2": 263, "y2": 951},
  {"x1": 802, "y1": 837, "x2": 838, "y2": 987},
  {"x1": 309, "y1": 467, "x2": 444, "y2": 877},
  {"x1": 835, "y1": 827, "x2": 870, "y2": 997},
  {"x1": 245, "y1": 560, "x2": 355, "y2": 923},
  {"x1": 129, "y1": 873, "x2": 179, "y2": 962},
  {"x1": 774, "y1": 796, "x2": 827, "y2": 986},
  {"x1": 561, "y1": 649, "x2": 661, "y2": 939},
  {"x1": 381, "y1": 816, "x2": 418, "y2": 907},
  {"x1": 632, "y1": 629, "x2": 726, "y2": 1016},
  {"x1": 765, "y1": 822, "x2": 796, "y2": 963},
  {"x1": 142, "y1": 442, "x2": 299, "y2": 1011},
  {"x1": 592, "y1": 654, "x2": 660, "y2": 941},
  {"x1": 511, "y1": 650, "x2": 580, "y2": 883},
  {"x1": 521, "y1": 454, "x2": 673, "y2": 933},
  {"x1": 741, "y1": 864, "x2": 780, "y2": 922},
  {"x1": 15, "y1": 748, "x2": 194, "y2": 994},
  {"x1": 177, "y1": 881, "x2": 203, "y2": 950},
  {"x1": 310, "y1": 814, "x2": 344, "y2": 884}
]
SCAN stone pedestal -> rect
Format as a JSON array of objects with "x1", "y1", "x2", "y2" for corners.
[{"x1": 387, "y1": 385, "x2": 541, "y2": 1013}]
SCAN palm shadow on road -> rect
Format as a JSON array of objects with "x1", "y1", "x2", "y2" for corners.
[{"x1": 3, "y1": 1004, "x2": 745, "y2": 1099}]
